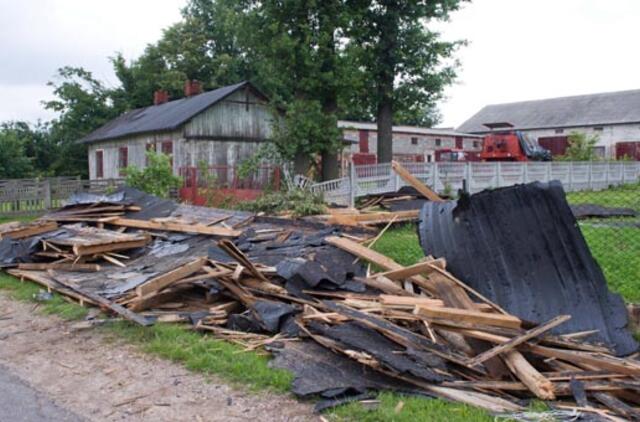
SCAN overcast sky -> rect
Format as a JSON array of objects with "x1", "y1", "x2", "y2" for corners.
[{"x1": 1, "y1": 0, "x2": 639, "y2": 128}]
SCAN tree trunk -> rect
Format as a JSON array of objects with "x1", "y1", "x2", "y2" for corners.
[
  {"x1": 321, "y1": 151, "x2": 340, "y2": 180},
  {"x1": 377, "y1": 99, "x2": 393, "y2": 163},
  {"x1": 293, "y1": 152, "x2": 311, "y2": 177}
]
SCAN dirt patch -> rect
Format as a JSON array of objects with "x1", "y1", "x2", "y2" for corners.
[{"x1": 0, "y1": 293, "x2": 315, "y2": 421}]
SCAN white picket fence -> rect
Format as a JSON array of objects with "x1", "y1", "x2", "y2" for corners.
[{"x1": 310, "y1": 161, "x2": 640, "y2": 206}]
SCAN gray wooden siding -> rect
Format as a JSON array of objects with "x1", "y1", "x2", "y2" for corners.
[
  {"x1": 179, "y1": 139, "x2": 263, "y2": 168},
  {"x1": 184, "y1": 89, "x2": 274, "y2": 140},
  {"x1": 87, "y1": 130, "x2": 182, "y2": 179}
]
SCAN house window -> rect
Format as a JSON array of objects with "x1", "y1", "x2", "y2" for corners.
[
  {"x1": 118, "y1": 147, "x2": 128, "y2": 177},
  {"x1": 411, "y1": 137, "x2": 418, "y2": 145},
  {"x1": 593, "y1": 126, "x2": 604, "y2": 132},
  {"x1": 435, "y1": 138, "x2": 442, "y2": 147},
  {"x1": 555, "y1": 129, "x2": 564, "y2": 134},
  {"x1": 473, "y1": 141, "x2": 480, "y2": 148},
  {"x1": 95, "y1": 150, "x2": 104, "y2": 179},
  {"x1": 593, "y1": 146, "x2": 605, "y2": 158}
]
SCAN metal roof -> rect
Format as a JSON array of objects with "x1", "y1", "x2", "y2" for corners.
[
  {"x1": 338, "y1": 120, "x2": 482, "y2": 138},
  {"x1": 81, "y1": 81, "x2": 260, "y2": 143},
  {"x1": 457, "y1": 89, "x2": 640, "y2": 133}
]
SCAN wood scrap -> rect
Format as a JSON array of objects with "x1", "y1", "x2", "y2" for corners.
[{"x1": 391, "y1": 161, "x2": 443, "y2": 202}]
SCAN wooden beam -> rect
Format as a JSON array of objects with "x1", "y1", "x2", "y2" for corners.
[
  {"x1": 379, "y1": 295, "x2": 444, "y2": 307},
  {"x1": 135, "y1": 257, "x2": 206, "y2": 298},
  {"x1": 466, "y1": 315, "x2": 571, "y2": 367},
  {"x1": 0, "y1": 221, "x2": 58, "y2": 239},
  {"x1": 378, "y1": 259, "x2": 445, "y2": 280},
  {"x1": 17, "y1": 263, "x2": 101, "y2": 272},
  {"x1": 73, "y1": 238, "x2": 149, "y2": 256},
  {"x1": 357, "y1": 276, "x2": 411, "y2": 296},
  {"x1": 413, "y1": 305, "x2": 523, "y2": 329},
  {"x1": 108, "y1": 217, "x2": 241, "y2": 237},
  {"x1": 48, "y1": 271, "x2": 152, "y2": 326},
  {"x1": 391, "y1": 161, "x2": 443, "y2": 202},
  {"x1": 503, "y1": 350, "x2": 555, "y2": 400}
]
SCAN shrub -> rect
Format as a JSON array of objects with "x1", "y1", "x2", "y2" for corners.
[
  {"x1": 237, "y1": 188, "x2": 325, "y2": 217},
  {"x1": 124, "y1": 152, "x2": 182, "y2": 198}
]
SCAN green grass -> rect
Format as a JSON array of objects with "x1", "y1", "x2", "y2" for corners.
[
  {"x1": 566, "y1": 184, "x2": 640, "y2": 303},
  {"x1": 326, "y1": 392, "x2": 493, "y2": 422},
  {"x1": 0, "y1": 272, "x2": 88, "y2": 320},
  {"x1": 105, "y1": 322, "x2": 293, "y2": 393}
]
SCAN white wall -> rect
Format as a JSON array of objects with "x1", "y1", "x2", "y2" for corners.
[{"x1": 518, "y1": 124, "x2": 640, "y2": 159}]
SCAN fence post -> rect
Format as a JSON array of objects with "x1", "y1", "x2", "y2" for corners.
[
  {"x1": 568, "y1": 162, "x2": 573, "y2": 191},
  {"x1": 349, "y1": 163, "x2": 356, "y2": 208},
  {"x1": 43, "y1": 179, "x2": 52, "y2": 210},
  {"x1": 433, "y1": 162, "x2": 440, "y2": 193},
  {"x1": 546, "y1": 162, "x2": 552, "y2": 183},
  {"x1": 588, "y1": 161, "x2": 593, "y2": 190},
  {"x1": 605, "y1": 161, "x2": 610, "y2": 188}
]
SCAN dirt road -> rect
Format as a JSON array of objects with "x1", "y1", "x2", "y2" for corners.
[{"x1": 0, "y1": 293, "x2": 314, "y2": 421}]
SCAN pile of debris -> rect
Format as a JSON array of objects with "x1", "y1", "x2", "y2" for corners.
[{"x1": 0, "y1": 185, "x2": 638, "y2": 419}]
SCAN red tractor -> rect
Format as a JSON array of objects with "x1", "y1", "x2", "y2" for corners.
[{"x1": 480, "y1": 123, "x2": 552, "y2": 162}]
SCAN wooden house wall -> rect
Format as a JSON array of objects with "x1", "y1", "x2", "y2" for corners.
[
  {"x1": 87, "y1": 87, "x2": 276, "y2": 180},
  {"x1": 183, "y1": 89, "x2": 273, "y2": 141},
  {"x1": 87, "y1": 130, "x2": 183, "y2": 179}
]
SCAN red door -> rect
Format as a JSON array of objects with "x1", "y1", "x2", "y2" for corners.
[
  {"x1": 538, "y1": 136, "x2": 568, "y2": 156},
  {"x1": 118, "y1": 147, "x2": 128, "y2": 177},
  {"x1": 162, "y1": 141, "x2": 174, "y2": 167},
  {"x1": 95, "y1": 150, "x2": 104, "y2": 179},
  {"x1": 455, "y1": 136, "x2": 463, "y2": 149},
  {"x1": 358, "y1": 130, "x2": 369, "y2": 153}
]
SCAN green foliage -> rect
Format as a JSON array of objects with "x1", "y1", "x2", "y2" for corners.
[
  {"x1": 237, "y1": 189, "x2": 326, "y2": 217},
  {"x1": 271, "y1": 100, "x2": 342, "y2": 167},
  {"x1": 44, "y1": 67, "x2": 125, "y2": 177},
  {"x1": 557, "y1": 131, "x2": 600, "y2": 161},
  {"x1": 124, "y1": 152, "x2": 182, "y2": 198},
  {"x1": 0, "y1": 124, "x2": 34, "y2": 178}
]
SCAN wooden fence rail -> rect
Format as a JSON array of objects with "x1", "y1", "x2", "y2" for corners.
[{"x1": 0, "y1": 178, "x2": 125, "y2": 217}]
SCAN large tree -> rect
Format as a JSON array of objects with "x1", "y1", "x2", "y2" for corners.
[
  {"x1": 0, "y1": 123, "x2": 34, "y2": 179},
  {"x1": 44, "y1": 67, "x2": 123, "y2": 177},
  {"x1": 346, "y1": 0, "x2": 467, "y2": 163}
]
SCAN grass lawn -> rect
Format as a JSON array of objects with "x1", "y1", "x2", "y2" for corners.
[{"x1": 566, "y1": 184, "x2": 640, "y2": 302}]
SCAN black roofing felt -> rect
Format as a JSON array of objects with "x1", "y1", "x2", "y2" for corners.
[
  {"x1": 418, "y1": 181, "x2": 638, "y2": 356},
  {"x1": 81, "y1": 81, "x2": 255, "y2": 143}
]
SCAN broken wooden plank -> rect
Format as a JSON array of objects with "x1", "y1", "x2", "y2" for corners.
[
  {"x1": 0, "y1": 221, "x2": 58, "y2": 239},
  {"x1": 466, "y1": 315, "x2": 571, "y2": 367},
  {"x1": 73, "y1": 238, "x2": 149, "y2": 256},
  {"x1": 108, "y1": 217, "x2": 241, "y2": 237},
  {"x1": 135, "y1": 257, "x2": 206, "y2": 298},
  {"x1": 414, "y1": 305, "x2": 523, "y2": 330},
  {"x1": 391, "y1": 161, "x2": 443, "y2": 202},
  {"x1": 378, "y1": 259, "x2": 446, "y2": 281},
  {"x1": 17, "y1": 263, "x2": 101, "y2": 272},
  {"x1": 503, "y1": 350, "x2": 555, "y2": 400},
  {"x1": 48, "y1": 271, "x2": 151, "y2": 326}
]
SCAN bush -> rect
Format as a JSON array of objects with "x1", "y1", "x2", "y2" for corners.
[
  {"x1": 124, "y1": 152, "x2": 182, "y2": 198},
  {"x1": 237, "y1": 188, "x2": 326, "y2": 217}
]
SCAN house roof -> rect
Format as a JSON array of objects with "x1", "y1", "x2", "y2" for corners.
[
  {"x1": 337, "y1": 120, "x2": 481, "y2": 138},
  {"x1": 81, "y1": 81, "x2": 263, "y2": 144},
  {"x1": 457, "y1": 89, "x2": 640, "y2": 133}
]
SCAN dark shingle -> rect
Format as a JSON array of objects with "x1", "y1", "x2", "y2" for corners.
[
  {"x1": 81, "y1": 81, "x2": 257, "y2": 143},
  {"x1": 457, "y1": 89, "x2": 640, "y2": 133}
]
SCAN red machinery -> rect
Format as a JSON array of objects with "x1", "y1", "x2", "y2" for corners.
[
  {"x1": 435, "y1": 149, "x2": 481, "y2": 162},
  {"x1": 480, "y1": 122, "x2": 551, "y2": 162}
]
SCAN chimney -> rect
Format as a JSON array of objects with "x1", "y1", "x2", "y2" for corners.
[
  {"x1": 154, "y1": 90, "x2": 169, "y2": 105},
  {"x1": 184, "y1": 80, "x2": 203, "y2": 97}
]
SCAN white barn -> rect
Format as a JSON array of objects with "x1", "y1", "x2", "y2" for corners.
[{"x1": 457, "y1": 89, "x2": 640, "y2": 159}]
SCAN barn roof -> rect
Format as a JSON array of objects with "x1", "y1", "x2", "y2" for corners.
[
  {"x1": 81, "y1": 81, "x2": 264, "y2": 143},
  {"x1": 457, "y1": 89, "x2": 640, "y2": 133}
]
